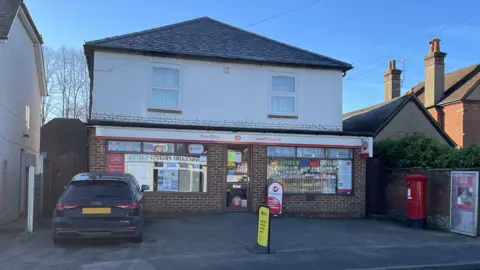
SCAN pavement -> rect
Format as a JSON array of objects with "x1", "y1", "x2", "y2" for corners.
[{"x1": 0, "y1": 214, "x2": 480, "y2": 270}]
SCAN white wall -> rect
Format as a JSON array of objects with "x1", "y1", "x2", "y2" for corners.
[
  {"x1": 92, "y1": 51, "x2": 344, "y2": 130},
  {"x1": 0, "y1": 15, "x2": 42, "y2": 224}
]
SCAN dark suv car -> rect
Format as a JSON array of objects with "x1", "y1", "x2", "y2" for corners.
[{"x1": 52, "y1": 172, "x2": 149, "y2": 244}]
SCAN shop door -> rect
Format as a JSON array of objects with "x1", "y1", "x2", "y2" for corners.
[{"x1": 224, "y1": 145, "x2": 250, "y2": 211}]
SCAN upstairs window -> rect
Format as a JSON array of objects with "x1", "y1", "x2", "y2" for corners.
[
  {"x1": 270, "y1": 75, "x2": 297, "y2": 115},
  {"x1": 151, "y1": 66, "x2": 181, "y2": 110}
]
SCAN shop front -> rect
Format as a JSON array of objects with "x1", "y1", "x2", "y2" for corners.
[{"x1": 89, "y1": 124, "x2": 371, "y2": 217}]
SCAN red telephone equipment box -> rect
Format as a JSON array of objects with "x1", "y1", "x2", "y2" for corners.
[{"x1": 405, "y1": 174, "x2": 428, "y2": 228}]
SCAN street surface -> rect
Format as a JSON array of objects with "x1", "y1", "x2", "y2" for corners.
[{"x1": 1, "y1": 214, "x2": 480, "y2": 270}]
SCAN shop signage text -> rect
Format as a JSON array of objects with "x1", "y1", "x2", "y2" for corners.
[
  {"x1": 257, "y1": 206, "x2": 270, "y2": 248},
  {"x1": 107, "y1": 153, "x2": 125, "y2": 173}
]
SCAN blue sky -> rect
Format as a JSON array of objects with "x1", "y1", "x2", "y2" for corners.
[{"x1": 25, "y1": 0, "x2": 480, "y2": 113}]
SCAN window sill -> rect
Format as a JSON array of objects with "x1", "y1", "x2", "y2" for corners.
[
  {"x1": 267, "y1": 114, "x2": 298, "y2": 119},
  {"x1": 148, "y1": 108, "x2": 182, "y2": 114}
]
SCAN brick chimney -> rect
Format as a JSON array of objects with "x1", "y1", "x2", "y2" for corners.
[
  {"x1": 383, "y1": 60, "x2": 402, "y2": 101},
  {"x1": 424, "y1": 38, "x2": 447, "y2": 107}
]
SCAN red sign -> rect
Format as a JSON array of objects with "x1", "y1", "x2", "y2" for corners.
[
  {"x1": 456, "y1": 175, "x2": 474, "y2": 210},
  {"x1": 267, "y1": 182, "x2": 284, "y2": 216},
  {"x1": 107, "y1": 153, "x2": 125, "y2": 173},
  {"x1": 235, "y1": 135, "x2": 241, "y2": 141}
]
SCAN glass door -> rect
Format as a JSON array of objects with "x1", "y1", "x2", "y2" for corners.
[{"x1": 224, "y1": 145, "x2": 250, "y2": 211}]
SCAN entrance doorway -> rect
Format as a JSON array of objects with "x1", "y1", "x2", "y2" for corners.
[{"x1": 224, "y1": 145, "x2": 250, "y2": 211}]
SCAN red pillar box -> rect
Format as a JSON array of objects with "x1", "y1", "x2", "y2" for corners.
[{"x1": 405, "y1": 174, "x2": 429, "y2": 229}]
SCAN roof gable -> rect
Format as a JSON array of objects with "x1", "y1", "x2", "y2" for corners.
[
  {"x1": 0, "y1": 0, "x2": 21, "y2": 39},
  {"x1": 412, "y1": 63, "x2": 480, "y2": 105},
  {"x1": 85, "y1": 17, "x2": 352, "y2": 70},
  {"x1": 342, "y1": 94, "x2": 456, "y2": 146}
]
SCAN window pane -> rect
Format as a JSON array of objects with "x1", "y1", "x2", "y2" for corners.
[
  {"x1": 64, "y1": 181, "x2": 132, "y2": 200},
  {"x1": 153, "y1": 155, "x2": 208, "y2": 192},
  {"x1": 143, "y1": 142, "x2": 175, "y2": 153},
  {"x1": 108, "y1": 141, "x2": 142, "y2": 152},
  {"x1": 267, "y1": 146, "x2": 296, "y2": 157},
  {"x1": 176, "y1": 143, "x2": 207, "y2": 155},
  {"x1": 271, "y1": 96, "x2": 295, "y2": 113},
  {"x1": 267, "y1": 159, "x2": 339, "y2": 194},
  {"x1": 152, "y1": 67, "x2": 179, "y2": 86},
  {"x1": 152, "y1": 88, "x2": 179, "y2": 108},
  {"x1": 297, "y1": 148, "x2": 325, "y2": 158},
  {"x1": 328, "y1": 149, "x2": 352, "y2": 159},
  {"x1": 272, "y1": 76, "x2": 295, "y2": 93}
]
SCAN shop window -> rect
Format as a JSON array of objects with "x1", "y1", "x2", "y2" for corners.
[
  {"x1": 327, "y1": 148, "x2": 352, "y2": 159},
  {"x1": 143, "y1": 142, "x2": 175, "y2": 153},
  {"x1": 152, "y1": 155, "x2": 208, "y2": 192},
  {"x1": 108, "y1": 141, "x2": 142, "y2": 152},
  {"x1": 267, "y1": 146, "x2": 296, "y2": 157},
  {"x1": 270, "y1": 75, "x2": 297, "y2": 115},
  {"x1": 267, "y1": 147, "x2": 353, "y2": 194},
  {"x1": 175, "y1": 143, "x2": 207, "y2": 155}
]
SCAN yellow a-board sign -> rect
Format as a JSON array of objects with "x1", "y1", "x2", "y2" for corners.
[{"x1": 257, "y1": 206, "x2": 270, "y2": 248}]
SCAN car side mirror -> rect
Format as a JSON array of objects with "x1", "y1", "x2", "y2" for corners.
[{"x1": 141, "y1": 185, "x2": 150, "y2": 192}]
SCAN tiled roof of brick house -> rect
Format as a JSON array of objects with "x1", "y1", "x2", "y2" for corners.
[
  {"x1": 411, "y1": 63, "x2": 480, "y2": 106},
  {"x1": 84, "y1": 17, "x2": 352, "y2": 71}
]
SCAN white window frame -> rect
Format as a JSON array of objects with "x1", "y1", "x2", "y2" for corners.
[
  {"x1": 149, "y1": 63, "x2": 182, "y2": 110},
  {"x1": 269, "y1": 73, "x2": 298, "y2": 116}
]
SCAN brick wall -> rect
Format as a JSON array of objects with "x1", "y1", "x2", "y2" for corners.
[
  {"x1": 442, "y1": 103, "x2": 464, "y2": 147},
  {"x1": 142, "y1": 144, "x2": 224, "y2": 216},
  {"x1": 281, "y1": 148, "x2": 366, "y2": 218},
  {"x1": 88, "y1": 127, "x2": 106, "y2": 172},
  {"x1": 463, "y1": 102, "x2": 480, "y2": 147},
  {"x1": 385, "y1": 168, "x2": 480, "y2": 232},
  {"x1": 251, "y1": 145, "x2": 267, "y2": 211}
]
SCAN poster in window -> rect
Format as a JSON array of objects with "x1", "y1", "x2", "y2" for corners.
[
  {"x1": 267, "y1": 147, "x2": 296, "y2": 157},
  {"x1": 450, "y1": 171, "x2": 478, "y2": 236},
  {"x1": 337, "y1": 160, "x2": 352, "y2": 194},
  {"x1": 108, "y1": 141, "x2": 141, "y2": 152},
  {"x1": 297, "y1": 148, "x2": 324, "y2": 158},
  {"x1": 328, "y1": 149, "x2": 352, "y2": 159},
  {"x1": 157, "y1": 167, "x2": 179, "y2": 192}
]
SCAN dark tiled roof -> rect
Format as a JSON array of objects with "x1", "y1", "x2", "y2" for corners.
[
  {"x1": 0, "y1": 1, "x2": 43, "y2": 43},
  {"x1": 412, "y1": 63, "x2": 480, "y2": 105},
  {"x1": 0, "y1": 0, "x2": 21, "y2": 39},
  {"x1": 342, "y1": 95, "x2": 410, "y2": 134},
  {"x1": 85, "y1": 17, "x2": 352, "y2": 70}
]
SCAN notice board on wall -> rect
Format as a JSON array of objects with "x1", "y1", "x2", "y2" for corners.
[{"x1": 450, "y1": 171, "x2": 479, "y2": 236}]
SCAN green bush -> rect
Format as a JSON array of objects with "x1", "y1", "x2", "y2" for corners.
[{"x1": 373, "y1": 134, "x2": 480, "y2": 168}]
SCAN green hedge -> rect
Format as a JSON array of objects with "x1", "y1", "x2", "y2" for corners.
[{"x1": 374, "y1": 134, "x2": 480, "y2": 168}]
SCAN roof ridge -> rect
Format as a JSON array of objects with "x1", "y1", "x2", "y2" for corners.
[
  {"x1": 342, "y1": 94, "x2": 409, "y2": 120},
  {"x1": 204, "y1": 17, "x2": 352, "y2": 69},
  {"x1": 85, "y1": 16, "x2": 210, "y2": 45}
]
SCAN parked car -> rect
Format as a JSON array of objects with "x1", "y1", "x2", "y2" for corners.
[{"x1": 52, "y1": 172, "x2": 149, "y2": 244}]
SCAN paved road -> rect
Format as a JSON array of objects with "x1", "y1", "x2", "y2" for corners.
[{"x1": 1, "y1": 214, "x2": 480, "y2": 270}]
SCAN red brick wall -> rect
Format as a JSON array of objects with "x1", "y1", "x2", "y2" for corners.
[
  {"x1": 281, "y1": 148, "x2": 366, "y2": 218},
  {"x1": 251, "y1": 145, "x2": 267, "y2": 211},
  {"x1": 442, "y1": 103, "x2": 464, "y2": 147},
  {"x1": 88, "y1": 127, "x2": 106, "y2": 172},
  {"x1": 463, "y1": 102, "x2": 480, "y2": 147},
  {"x1": 385, "y1": 168, "x2": 480, "y2": 231}
]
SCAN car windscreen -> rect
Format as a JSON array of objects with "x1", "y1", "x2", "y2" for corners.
[{"x1": 63, "y1": 180, "x2": 132, "y2": 200}]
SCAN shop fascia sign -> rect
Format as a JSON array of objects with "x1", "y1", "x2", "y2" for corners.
[
  {"x1": 96, "y1": 126, "x2": 373, "y2": 155},
  {"x1": 124, "y1": 154, "x2": 206, "y2": 164}
]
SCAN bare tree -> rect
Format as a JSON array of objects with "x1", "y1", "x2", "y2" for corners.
[
  {"x1": 41, "y1": 46, "x2": 57, "y2": 125},
  {"x1": 41, "y1": 46, "x2": 90, "y2": 124}
]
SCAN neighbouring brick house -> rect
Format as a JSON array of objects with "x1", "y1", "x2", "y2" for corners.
[
  {"x1": 84, "y1": 17, "x2": 372, "y2": 217},
  {"x1": 409, "y1": 39, "x2": 480, "y2": 148},
  {"x1": 342, "y1": 60, "x2": 455, "y2": 147}
]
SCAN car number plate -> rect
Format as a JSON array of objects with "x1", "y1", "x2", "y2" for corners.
[{"x1": 82, "y1": 208, "x2": 111, "y2": 214}]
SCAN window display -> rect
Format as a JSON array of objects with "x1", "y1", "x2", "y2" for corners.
[
  {"x1": 108, "y1": 141, "x2": 142, "y2": 152},
  {"x1": 267, "y1": 147, "x2": 353, "y2": 194}
]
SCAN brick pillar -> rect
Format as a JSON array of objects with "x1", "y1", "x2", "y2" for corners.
[
  {"x1": 88, "y1": 127, "x2": 106, "y2": 172},
  {"x1": 251, "y1": 145, "x2": 267, "y2": 211},
  {"x1": 353, "y1": 148, "x2": 366, "y2": 218},
  {"x1": 206, "y1": 144, "x2": 225, "y2": 210}
]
